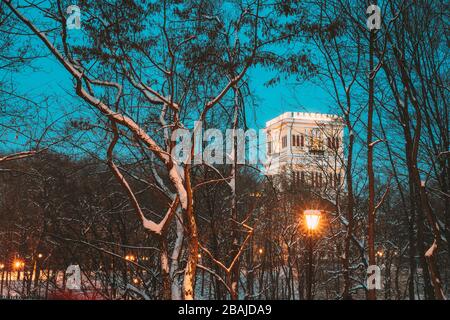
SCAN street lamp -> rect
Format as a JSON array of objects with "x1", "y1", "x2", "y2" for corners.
[
  {"x1": 12, "y1": 259, "x2": 25, "y2": 282},
  {"x1": 305, "y1": 210, "x2": 321, "y2": 232},
  {"x1": 13, "y1": 259, "x2": 25, "y2": 270},
  {"x1": 304, "y1": 209, "x2": 321, "y2": 300}
]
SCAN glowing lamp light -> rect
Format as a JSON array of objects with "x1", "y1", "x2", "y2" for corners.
[
  {"x1": 37, "y1": 253, "x2": 43, "y2": 259},
  {"x1": 125, "y1": 255, "x2": 136, "y2": 262},
  {"x1": 304, "y1": 210, "x2": 321, "y2": 231},
  {"x1": 13, "y1": 259, "x2": 25, "y2": 270},
  {"x1": 0, "y1": 263, "x2": 5, "y2": 270},
  {"x1": 258, "y1": 248, "x2": 263, "y2": 255}
]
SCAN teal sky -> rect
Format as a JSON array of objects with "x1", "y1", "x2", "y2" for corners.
[
  {"x1": 247, "y1": 67, "x2": 333, "y2": 130},
  {"x1": 3, "y1": 4, "x2": 336, "y2": 154},
  {"x1": 10, "y1": 52, "x2": 334, "y2": 131}
]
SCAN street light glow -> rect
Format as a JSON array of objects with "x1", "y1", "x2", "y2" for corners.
[
  {"x1": 304, "y1": 210, "x2": 321, "y2": 231},
  {"x1": 13, "y1": 259, "x2": 24, "y2": 270}
]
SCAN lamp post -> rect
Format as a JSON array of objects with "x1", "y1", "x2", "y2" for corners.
[
  {"x1": 124, "y1": 254, "x2": 136, "y2": 293},
  {"x1": 33, "y1": 253, "x2": 44, "y2": 296},
  {"x1": 0, "y1": 263, "x2": 4, "y2": 295},
  {"x1": 304, "y1": 210, "x2": 321, "y2": 300}
]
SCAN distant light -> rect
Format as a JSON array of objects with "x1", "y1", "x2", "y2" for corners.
[
  {"x1": 377, "y1": 250, "x2": 384, "y2": 257},
  {"x1": 0, "y1": 263, "x2": 4, "y2": 270},
  {"x1": 37, "y1": 253, "x2": 43, "y2": 259},
  {"x1": 258, "y1": 248, "x2": 263, "y2": 255},
  {"x1": 13, "y1": 259, "x2": 24, "y2": 270},
  {"x1": 133, "y1": 278, "x2": 140, "y2": 285},
  {"x1": 304, "y1": 210, "x2": 321, "y2": 231},
  {"x1": 125, "y1": 255, "x2": 136, "y2": 262},
  {"x1": 197, "y1": 253, "x2": 202, "y2": 259}
]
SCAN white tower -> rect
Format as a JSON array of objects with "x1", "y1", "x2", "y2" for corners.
[{"x1": 264, "y1": 112, "x2": 345, "y2": 190}]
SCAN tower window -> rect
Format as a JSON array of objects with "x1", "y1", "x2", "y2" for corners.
[
  {"x1": 292, "y1": 134, "x2": 305, "y2": 148},
  {"x1": 328, "y1": 137, "x2": 340, "y2": 150},
  {"x1": 292, "y1": 134, "x2": 301, "y2": 147},
  {"x1": 282, "y1": 136, "x2": 287, "y2": 149}
]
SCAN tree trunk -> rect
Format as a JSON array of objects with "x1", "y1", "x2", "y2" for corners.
[
  {"x1": 229, "y1": 85, "x2": 240, "y2": 300},
  {"x1": 160, "y1": 237, "x2": 172, "y2": 300},
  {"x1": 182, "y1": 165, "x2": 199, "y2": 300},
  {"x1": 367, "y1": 28, "x2": 377, "y2": 301},
  {"x1": 342, "y1": 115, "x2": 354, "y2": 300}
]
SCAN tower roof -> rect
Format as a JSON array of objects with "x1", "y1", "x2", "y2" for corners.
[{"x1": 266, "y1": 112, "x2": 343, "y2": 128}]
